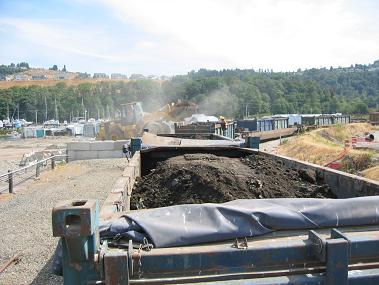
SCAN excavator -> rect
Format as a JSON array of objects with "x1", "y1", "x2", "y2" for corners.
[{"x1": 96, "y1": 101, "x2": 197, "y2": 140}]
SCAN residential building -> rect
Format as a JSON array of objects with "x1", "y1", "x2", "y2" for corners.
[
  {"x1": 111, "y1": 73, "x2": 128, "y2": 80},
  {"x1": 14, "y1": 74, "x2": 31, "y2": 81},
  {"x1": 55, "y1": 72, "x2": 69, "y2": 80},
  {"x1": 32, "y1": 75, "x2": 48, "y2": 80},
  {"x1": 75, "y1": 72, "x2": 91, "y2": 79},
  {"x1": 93, "y1": 73, "x2": 109, "y2": 79},
  {"x1": 147, "y1": 74, "x2": 159, "y2": 80},
  {"x1": 129, "y1": 74, "x2": 145, "y2": 80}
]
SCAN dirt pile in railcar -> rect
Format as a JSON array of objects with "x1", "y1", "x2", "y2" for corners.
[{"x1": 131, "y1": 153, "x2": 335, "y2": 209}]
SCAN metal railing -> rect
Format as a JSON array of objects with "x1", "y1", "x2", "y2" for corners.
[{"x1": 0, "y1": 154, "x2": 68, "y2": 194}]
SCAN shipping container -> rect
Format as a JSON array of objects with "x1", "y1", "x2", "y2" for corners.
[
  {"x1": 236, "y1": 119, "x2": 257, "y2": 131},
  {"x1": 370, "y1": 112, "x2": 379, "y2": 124},
  {"x1": 257, "y1": 118, "x2": 273, "y2": 131},
  {"x1": 315, "y1": 115, "x2": 333, "y2": 126},
  {"x1": 272, "y1": 116, "x2": 289, "y2": 130},
  {"x1": 332, "y1": 115, "x2": 351, "y2": 124}
]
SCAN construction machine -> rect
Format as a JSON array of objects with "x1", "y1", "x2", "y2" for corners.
[{"x1": 97, "y1": 101, "x2": 197, "y2": 140}]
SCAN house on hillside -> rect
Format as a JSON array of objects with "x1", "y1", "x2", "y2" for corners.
[
  {"x1": 75, "y1": 72, "x2": 91, "y2": 79},
  {"x1": 93, "y1": 73, "x2": 109, "y2": 79},
  {"x1": 55, "y1": 72, "x2": 69, "y2": 80},
  {"x1": 111, "y1": 73, "x2": 128, "y2": 80},
  {"x1": 147, "y1": 74, "x2": 159, "y2": 80},
  {"x1": 129, "y1": 74, "x2": 145, "y2": 80},
  {"x1": 14, "y1": 74, "x2": 31, "y2": 81},
  {"x1": 32, "y1": 75, "x2": 48, "y2": 80}
]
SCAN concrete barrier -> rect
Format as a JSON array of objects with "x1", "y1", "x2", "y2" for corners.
[
  {"x1": 67, "y1": 140, "x2": 128, "y2": 161},
  {"x1": 100, "y1": 152, "x2": 141, "y2": 220}
]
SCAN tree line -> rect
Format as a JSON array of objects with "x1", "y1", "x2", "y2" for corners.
[
  {"x1": 0, "y1": 63, "x2": 378, "y2": 122},
  {"x1": 0, "y1": 62, "x2": 30, "y2": 76}
]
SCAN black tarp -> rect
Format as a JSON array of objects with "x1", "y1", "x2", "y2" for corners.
[{"x1": 100, "y1": 197, "x2": 379, "y2": 248}]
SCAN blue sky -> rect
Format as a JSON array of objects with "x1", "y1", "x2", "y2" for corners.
[{"x1": 0, "y1": 0, "x2": 378, "y2": 75}]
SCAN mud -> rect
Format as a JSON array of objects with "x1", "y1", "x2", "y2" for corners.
[{"x1": 131, "y1": 153, "x2": 336, "y2": 209}]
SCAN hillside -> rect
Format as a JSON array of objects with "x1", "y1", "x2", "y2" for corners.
[
  {"x1": 0, "y1": 78, "x2": 130, "y2": 89},
  {"x1": 0, "y1": 60, "x2": 379, "y2": 122},
  {"x1": 277, "y1": 123, "x2": 378, "y2": 178}
]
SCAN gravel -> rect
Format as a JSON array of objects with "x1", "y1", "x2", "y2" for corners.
[{"x1": 0, "y1": 158, "x2": 126, "y2": 285}]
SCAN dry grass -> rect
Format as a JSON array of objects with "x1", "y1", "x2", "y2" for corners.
[
  {"x1": 0, "y1": 78, "x2": 131, "y2": 89},
  {"x1": 278, "y1": 123, "x2": 375, "y2": 166},
  {"x1": 318, "y1": 123, "x2": 373, "y2": 142},
  {"x1": 362, "y1": 166, "x2": 379, "y2": 181}
]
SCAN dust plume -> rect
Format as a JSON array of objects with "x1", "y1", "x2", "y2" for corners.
[{"x1": 197, "y1": 87, "x2": 238, "y2": 118}]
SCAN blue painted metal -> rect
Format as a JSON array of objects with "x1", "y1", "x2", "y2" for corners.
[
  {"x1": 104, "y1": 251, "x2": 129, "y2": 285},
  {"x1": 237, "y1": 119, "x2": 257, "y2": 131},
  {"x1": 215, "y1": 122, "x2": 236, "y2": 139},
  {"x1": 246, "y1": 136, "x2": 260, "y2": 149},
  {"x1": 52, "y1": 200, "x2": 100, "y2": 285},
  {"x1": 126, "y1": 227, "x2": 379, "y2": 283},
  {"x1": 191, "y1": 269, "x2": 379, "y2": 284},
  {"x1": 53, "y1": 199, "x2": 379, "y2": 284},
  {"x1": 326, "y1": 239, "x2": 349, "y2": 285},
  {"x1": 130, "y1": 138, "x2": 142, "y2": 155},
  {"x1": 257, "y1": 118, "x2": 273, "y2": 132}
]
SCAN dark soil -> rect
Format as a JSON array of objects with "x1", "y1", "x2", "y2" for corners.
[{"x1": 131, "y1": 153, "x2": 336, "y2": 209}]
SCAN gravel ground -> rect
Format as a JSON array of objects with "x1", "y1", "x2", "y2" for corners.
[
  {"x1": 0, "y1": 137, "x2": 74, "y2": 173},
  {"x1": 0, "y1": 158, "x2": 126, "y2": 285},
  {"x1": 260, "y1": 137, "x2": 294, "y2": 153}
]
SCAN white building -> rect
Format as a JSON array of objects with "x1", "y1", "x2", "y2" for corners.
[
  {"x1": 14, "y1": 74, "x2": 31, "y2": 81},
  {"x1": 111, "y1": 73, "x2": 128, "y2": 80}
]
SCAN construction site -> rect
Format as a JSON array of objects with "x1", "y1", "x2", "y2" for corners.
[
  {"x1": 3, "y1": 0, "x2": 379, "y2": 282},
  {"x1": 0, "y1": 106, "x2": 379, "y2": 285}
]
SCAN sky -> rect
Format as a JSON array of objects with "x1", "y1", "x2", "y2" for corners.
[{"x1": 0, "y1": 0, "x2": 378, "y2": 76}]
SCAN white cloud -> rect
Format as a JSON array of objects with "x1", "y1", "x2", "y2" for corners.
[
  {"x1": 1, "y1": 1, "x2": 378, "y2": 74},
  {"x1": 96, "y1": 0, "x2": 379, "y2": 71},
  {"x1": 0, "y1": 17, "x2": 132, "y2": 62}
]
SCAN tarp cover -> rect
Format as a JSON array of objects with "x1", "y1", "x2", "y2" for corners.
[{"x1": 100, "y1": 197, "x2": 379, "y2": 248}]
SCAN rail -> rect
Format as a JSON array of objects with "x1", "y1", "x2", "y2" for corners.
[{"x1": 0, "y1": 154, "x2": 68, "y2": 194}]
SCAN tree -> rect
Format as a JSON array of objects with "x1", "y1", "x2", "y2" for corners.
[
  {"x1": 16, "y1": 62, "x2": 29, "y2": 69},
  {"x1": 50, "y1": 65, "x2": 58, "y2": 71},
  {"x1": 62, "y1": 65, "x2": 67, "y2": 72},
  {"x1": 1, "y1": 62, "x2": 378, "y2": 121},
  {"x1": 353, "y1": 102, "x2": 368, "y2": 114}
]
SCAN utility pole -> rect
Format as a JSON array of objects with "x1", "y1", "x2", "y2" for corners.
[
  {"x1": 82, "y1": 98, "x2": 85, "y2": 120},
  {"x1": 35, "y1": 110, "x2": 38, "y2": 125},
  {"x1": 106, "y1": 104, "x2": 110, "y2": 120},
  {"x1": 17, "y1": 103, "x2": 19, "y2": 120},
  {"x1": 44, "y1": 96, "x2": 48, "y2": 121},
  {"x1": 54, "y1": 97, "x2": 58, "y2": 121}
]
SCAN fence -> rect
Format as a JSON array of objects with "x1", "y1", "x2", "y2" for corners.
[{"x1": 0, "y1": 154, "x2": 68, "y2": 194}]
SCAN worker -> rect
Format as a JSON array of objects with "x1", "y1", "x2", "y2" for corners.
[{"x1": 219, "y1": 116, "x2": 227, "y2": 136}]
